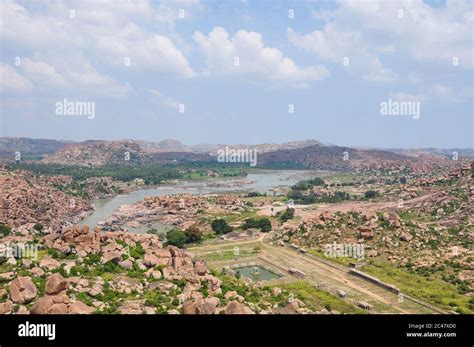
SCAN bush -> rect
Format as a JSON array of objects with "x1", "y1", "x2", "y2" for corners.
[
  {"x1": 364, "y1": 190, "x2": 379, "y2": 199},
  {"x1": 166, "y1": 230, "x2": 186, "y2": 247},
  {"x1": 291, "y1": 177, "x2": 324, "y2": 190},
  {"x1": 400, "y1": 177, "x2": 407, "y2": 184},
  {"x1": 242, "y1": 217, "x2": 272, "y2": 232},
  {"x1": 279, "y1": 208, "x2": 295, "y2": 222},
  {"x1": 211, "y1": 219, "x2": 233, "y2": 234},
  {"x1": 0, "y1": 224, "x2": 11, "y2": 237},
  {"x1": 129, "y1": 243, "x2": 145, "y2": 258},
  {"x1": 184, "y1": 226, "x2": 202, "y2": 243},
  {"x1": 33, "y1": 223, "x2": 44, "y2": 232}
]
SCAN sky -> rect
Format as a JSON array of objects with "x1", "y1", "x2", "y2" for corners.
[{"x1": 0, "y1": 0, "x2": 473, "y2": 148}]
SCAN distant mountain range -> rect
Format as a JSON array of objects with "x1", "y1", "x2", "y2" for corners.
[{"x1": 0, "y1": 137, "x2": 471, "y2": 170}]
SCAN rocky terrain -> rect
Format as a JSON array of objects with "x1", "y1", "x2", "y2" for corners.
[
  {"x1": 0, "y1": 224, "x2": 326, "y2": 315},
  {"x1": 42, "y1": 140, "x2": 146, "y2": 166},
  {"x1": 270, "y1": 162, "x2": 473, "y2": 312},
  {"x1": 0, "y1": 166, "x2": 92, "y2": 232},
  {"x1": 98, "y1": 194, "x2": 248, "y2": 233}
]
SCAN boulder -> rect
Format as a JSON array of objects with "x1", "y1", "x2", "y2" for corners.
[
  {"x1": 68, "y1": 301, "x2": 95, "y2": 314},
  {"x1": 9, "y1": 277, "x2": 37, "y2": 304},
  {"x1": 193, "y1": 260, "x2": 208, "y2": 276},
  {"x1": 30, "y1": 297, "x2": 54, "y2": 314},
  {"x1": 39, "y1": 256, "x2": 61, "y2": 270},
  {"x1": 45, "y1": 273, "x2": 68, "y2": 295},
  {"x1": 0, "y1": 300, "x2": 13, "y2": 315},
  {"x1": 272, "y1": 287, "x2": 282, "y2": 296},
  {"x1": 30, "y1": 267, "x2": 45, "y2": 277},
  {"x1": 118, "y1": 259, "x2": 133, "y2": 270},
  {"x1": 30, "y1": 296, "x2": 69, "y2": 314},
  {"x1": 224, "y1": 291, "x2": 244, "y2": 302},
  {"x1": 224, "y1": 301, "x2": 254, "y2": 314},
  {"x1": 400, "y1": 232, "x2": 413, "y2": 242}
]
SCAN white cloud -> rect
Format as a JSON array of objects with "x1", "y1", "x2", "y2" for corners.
[
  {"x1": 390, "y1": 92, "x2": 427, "y2": 102},
  {"x1": 389, "y1": 84, "x2": 473, "y2": 104},
  {"x1": 146, "y1": 88, "x2": 181, "y2": 109},
  {"x1": 288, "y1": 26, "x2": 398, "y2": 83},
  {"x1": 64, "y1": 62, "x2": 132, "y2": 98},
  {"x1": 1, "y1": 0, "x2": 196, "y2": 83},
  {"x1": 289, "y1": 0, "x2": 473, "y2": 82},
  {"x1": 0, "y1": 63, "x2": 32, "y2": 93},
  {"x1": 1, "y1": 59, "x2": 131, "y2": 98},
  {"x1": 194, "y1": 27, "x2": 329, "y2": 88},
  {"x1": 96, "y1": 33, "x2": 196, "y2": 78},
  {"x1": 430, "y1": 84, "x2": 473, "y2": 102},
  {"x1": 20, "y1": 58, "x2": 68, "y2": 88}
]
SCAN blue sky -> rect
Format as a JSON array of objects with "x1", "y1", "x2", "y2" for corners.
[{"x1": 0, "y1": 0, "x2": 472, "y2": 148}]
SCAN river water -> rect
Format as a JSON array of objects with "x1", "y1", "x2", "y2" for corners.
[{"x1": 80, "y1": 170, "x2": 313, "y2": 228}]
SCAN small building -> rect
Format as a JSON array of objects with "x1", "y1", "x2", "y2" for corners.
[
  {"x1": 357, "y1": 301, "x2": 374, "y2": 311},
  {"x1": 336, "y1": 289, "x2": 346, "y2": 298},
  {"x1": 288, "y1": 268, "x2": 306, "y2": 278}
]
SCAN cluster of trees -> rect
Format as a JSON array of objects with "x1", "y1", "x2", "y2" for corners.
[
  {"x1": 165, "y1": 226, "x2": 203, "y2": 247},
  {"x1": 245, "y1": 191, "x2": 266, "y2": 197},
  {"x1": 9, "y1": 163, "x2": 248, "y2": 186},
  {"x1": 241, "y1": 217, "x2": 272, "y2": 232},
  {"x1": 11, "y1": 163, "x2": 182, "y2": 185},
  {"x1": 287, "y1": 190, "x2": 351, "y2": 204},
  {"x1": 291, "y1": 177, "x2": 325, "y2": 191}
]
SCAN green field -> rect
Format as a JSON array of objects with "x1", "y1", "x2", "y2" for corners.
[{"x1": 361, "y1": 259, "x2": 472, "y2": 314}]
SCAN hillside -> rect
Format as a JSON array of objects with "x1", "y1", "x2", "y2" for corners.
[
  {"x1": 42, "y1": 141, "x2": 146, "y2": 166},
  {"x1": 0, "y1": 137, "x2": 70, "y2": 159}
]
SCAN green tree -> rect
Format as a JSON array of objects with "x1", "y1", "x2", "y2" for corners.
[
  {"x1": 280, "y1": 208, "x2": 295, "y2": 222},
  {"x1": 364, "y1": 190, "x2": 379, "y2": 199},
  {"x1": 184, "y1": 226, "x2": 202, "y2": 243},
  {"x1": 166, "y1": 230, "x2": 186, "y2": 247},
  {"x1": 0, "y1": 223, "x2": 11, "y2": 237},
  {"x1": 242, "y1": 217, "x2": 272, "y2": 232},
  {"x1": 33, "y1": 223, "x2": 44, "y2": 232},
  {"x1": 211, "y1": 219, "x2": 233, "y2": 234}
]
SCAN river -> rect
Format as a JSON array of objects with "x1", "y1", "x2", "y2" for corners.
[{"x1": 80, "y1": 170, "x2": 313, "y2": 229}]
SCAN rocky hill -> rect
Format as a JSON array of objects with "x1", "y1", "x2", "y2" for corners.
[
  {"x1": 0, "y1": 166, "x2": 92, "y2": 232},
  {"x1": 192, "y1": 139, "x2": 323, "y2": 155},
  {"x1": 257, "y1": 144, "x2": 415, "y2": 170},
  {"x1": 137, "y1": 139, "x2": 193, "y2": 153},
  {"x1": 42, "y1": 141, "x2": 146, "y2": 166},
  {"x1": 0, "y1": 137, "x2": 70, "y2": 159},
  {"x1": 1, "y1": 137, "x2": 461, "y2": 171}
]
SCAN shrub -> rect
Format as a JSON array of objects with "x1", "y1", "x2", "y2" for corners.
[
  {"x1": 184, "y1": 226, "x2": 202, "y2": 243},
  {"x1": 364, "y1": 190, "x2": 379, "y2": 199},
  {"x1": 33, "y1": 223, "x2": 44, "y2": 232},
  {"x1": 166, "y1": 230, "x2": 186, "y2": 247},
  {"x1": 242, "y1": 217, "x2": 272, "y2": 232},
  {"x1": 279, "y1": 208, "x2": 295, "y2": 222},
  {"x1": 129, "y1": 243, "x2": 145, "y2": 259},
  {"x1": 0, "y1": 224, "x2": 11, "y2": 237},
  {"x1": 211, "y1": 219, "x2": 233, "y2": 234}
]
